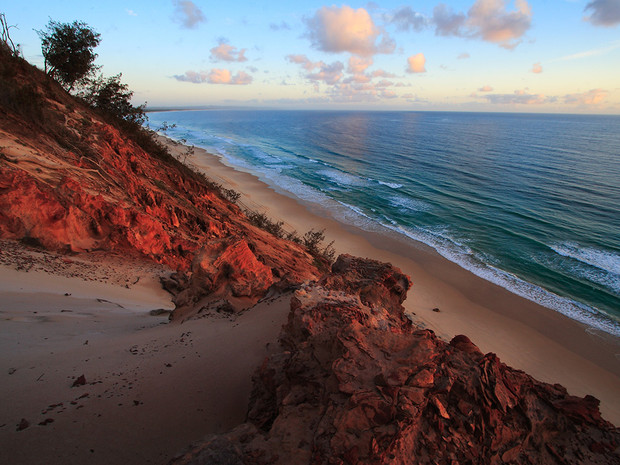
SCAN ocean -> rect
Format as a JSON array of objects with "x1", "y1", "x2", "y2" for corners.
[{"x1": 147, "y1": 110, "x2": 620, "y2": 336}]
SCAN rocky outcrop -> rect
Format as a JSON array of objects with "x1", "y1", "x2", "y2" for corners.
[
  {"x1": 170, "y1": 255, "x2": 620, "y2": 464},
  {"x1": 0, "y1": 46, "x2": 321, "y2": 313}
]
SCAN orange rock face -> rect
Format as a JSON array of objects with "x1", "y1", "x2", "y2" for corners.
[
  {"x1": 0, "y1": 48, "x2": 321, "y2": 309},
  {"x1": 170, "y1": 255, "x2": 620, "y2": 465}
]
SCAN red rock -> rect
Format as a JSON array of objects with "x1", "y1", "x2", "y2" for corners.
[
  {"x1": 16, "y1": 418, "x2": 29, "y2": 431},
  {"x1": 72, "y1": 374, "x2": 86, "y2": 387},
  {"x1": 0, "y1": 47, "x2": 322, "y2": 313},
  {"x1": 170, "y1": 256, "x2": 620, "y2": 465}
]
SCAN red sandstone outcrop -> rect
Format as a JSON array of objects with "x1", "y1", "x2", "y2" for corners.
[
  {"x1": 170, "y1": 255, "x2": 620, "y2": 464},
  {"x1": 0, "y1": 46, "x2": 321, "y2": 313}
]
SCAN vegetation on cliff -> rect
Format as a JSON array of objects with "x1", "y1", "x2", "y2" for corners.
[{"x1": 0, "y1": 16, "x2": 333, "y2": 315}]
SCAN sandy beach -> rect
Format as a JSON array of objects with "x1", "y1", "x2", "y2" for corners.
[
  {"x1": 0, "y1": 242, "x2": 292, "y2": 464},
  {"x1": 1, "y1": 133, "x2": 619, "y2": 465},
  {"x1": 162, "y1": 136, "x2": 620, "y2": 425}
]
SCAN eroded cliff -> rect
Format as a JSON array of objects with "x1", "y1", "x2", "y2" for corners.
[
  {"x1": 170, "y1": 255, "x2": 620, "y2": 464},
  {"x1": 0, "y1": 46, "x2": 322, "y2": 314}
]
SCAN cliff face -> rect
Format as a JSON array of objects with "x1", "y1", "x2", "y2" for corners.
[
  {"x1": 0, "y1": 47, "x2": 321, "y2": 314},
  {"x1": 171, "y1": 255, "x2": 620, "y2": 464}
]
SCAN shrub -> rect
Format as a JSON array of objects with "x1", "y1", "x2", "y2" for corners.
[{"x1": 36, "y1": 19, "x2": 100, "y2": 90}]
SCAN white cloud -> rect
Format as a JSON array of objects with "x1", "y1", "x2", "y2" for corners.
[
  {"x1": 433, "y1": 0, "x2": 532, "y2": 49},
  {"x1": 553, "y1": 40, "x2": 620, "y2": 61},
  {"x1": 386, "y1": 6, "x2": 428, "y2": 32},
  {"x1": 173, "y1": 0, "x2": 206, "y2": 29},
  {"x1": 457, "y1": 52, "x2": 471, "y2": 59},
  {"x1": 270, "y1": 21, "x2": 292, "y2": 31},
  {"x1": 305, "y1": 5, "x2": 395, "y2": 56},
  {"x1": 407, "y1": 53, "x2": 427, "y2": 73},
  {"x1": 482, "y1": 89, "x2": 553, "y2": 104},
  {"x1": 584, "y1": 0, "x2": 620, "y2": 27},
  {"x1": 210, "y1": 41, "x2": 248, "y2": 62}
]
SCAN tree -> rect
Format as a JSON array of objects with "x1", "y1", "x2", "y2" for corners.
[
  {"x1": 1, "y1": 13, "x2": 20, "y2": 57},
  {"x1": 36, "y1": 19, "x2": 100, "y2": 89},
  {"x1": 80, "y1": 73, "x2": 146, "y2": 128}
]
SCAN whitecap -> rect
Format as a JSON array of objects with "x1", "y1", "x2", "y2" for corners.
[
  {"x1": 317, "y1": 169, "x2": 369, "y2": 188},
  {"x1": 389, "y1": 195, "x2": 431, "y2": 213},
  {"x1": 378, "y1": 180, "x2": 403, "y2": 189},
  {"x1": 551, "y1": 242, "x2": 620, "y2": 275}
]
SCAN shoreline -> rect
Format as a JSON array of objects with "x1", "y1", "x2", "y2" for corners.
[{"x1": 161, "y1": 135, "x2": 620, "y2": 425}]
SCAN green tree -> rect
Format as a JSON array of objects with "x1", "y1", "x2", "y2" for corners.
[
  {"x1": 81, "y1": 73, "x2": 146, "y2": 128},
  {"x1": 36, "y1": 19, "x2": 100, "y2": 89}
]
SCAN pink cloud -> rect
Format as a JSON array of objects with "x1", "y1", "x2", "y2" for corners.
[
  {"x1": 173, "y1": 69, "x2": 253, "y2": 85},
  {"x1": 305, "y1": 5, "x2": 395, "y2": 56},
  {"x1": 564, "y1": 89, "x2": 608, "y2": 105},
  {"x1": 347, "y1": 56, "x2": 373, "y2": 74},
  {"x1": 286, "y1": 54, "x2": 320, "y2": 71},
  {"x1": 371, "y1": 69, "x2": 396, "y2": 78},
  {"x1": 306, "y1": 61, "x2": 345, "y2": 85},
  {"x1": 433, "y1": 0, "x2": 532, "y2": 49},
  {"x1": 210, "y1": 42, "x2": 248, "y2": 62},
  {"x1": 287, "y1": 55, "x2": 344, "y2": 85},
  {"x1": 344, "y1": 74, "x2": 372, "y2": 84},
  {"x1": 407, "y1": 53, "x2": 427, "y2": 73},
  {"x1": 479, "y1": 85, "x2": 493, "y2": 92},
  {"x1": 531, "y1": 62, "x2": 542, "y2": 73}
]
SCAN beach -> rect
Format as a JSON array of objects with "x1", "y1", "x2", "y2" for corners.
[
  {"x1": 0, "y1": 242, "x2": 293, "y2": 464},
  {"x1": 162, "y1": 135, "x2": 620, "y2": 424},
  {"x1": 1, "y1": 132, "x2": 619, "y2": 464}
]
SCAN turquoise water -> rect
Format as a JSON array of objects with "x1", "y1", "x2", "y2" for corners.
[{"x1": 147, "y1": 110, "x2": 620, "y2": 336}]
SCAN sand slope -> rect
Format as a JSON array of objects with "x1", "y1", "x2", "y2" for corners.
[{"x1": 0, "y1": 256, "x2": 291, "y2": 464}]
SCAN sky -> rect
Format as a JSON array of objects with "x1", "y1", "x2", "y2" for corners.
[{"x1": 3, "y1": 1, "x2": 620, "y2": 113}]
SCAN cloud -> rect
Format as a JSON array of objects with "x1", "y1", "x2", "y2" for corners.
[
  {"x1": 457, "y1": 52, "x2": 471, "y2": 59},
  {"x1": 386, "y1": 6, "x2": 428, "y2": 32},
  {"x1": 433, "y1": 4, "x2": 467, "y2": 36},
  {"x1": 307, "y1": 62, "x2": 345, "y2": 85},
  {"x1": 126, "y1": 9, "x2": 137, "y2": 17},
  {"x1": 343, "y1": 74, "x2": 372, "y2": 84},
  {"x1": 584, "y1": 0, "x2": 620, "y2": 27},
  {"x1": 270, "y1": 21, "x2": 292, "y2": 31},
  {"x1": 287, "y1": 55, "x2": 344, "y2": 85},
  {"x1": 371, "y1": 69, "x2": 396, "y2": 78},
  {"x1": 482, "y1": 89, "x2": 553, "y2": 104},
  {"x1": 553, "y1": 40, "x2": 620, "y2": 61},
  {"x1": 407, "y1": 53, "x2": 427, "y2": 73},
  {"x1": 286, "y1": 54, "x2": 319, "y2": 71},
  {"x1": 173, "y1": 69, "x2": 253, "y2": 85},
  {"x1": 347, "y1": 56, "x2": 373, "y2": 73},
  {"x1": 564, "y1": 89, "x2": 608, "y2": 105},
  {"x1": 210, "y1": 41, "x2": 248, "y2": 62},
  {"x1": 531, "y1": 62, "x2": 542, "y2": 73},
  {"x1": 479, "y1": 85, "x2": 493, "y2": 91},
  {"x1": 305, "y1": 5, "x2": 395, "y2": 56},
  {"x1": 173, "y1": 0, "x2": 206, "y2": 29},
  {"x1": 433, "y1": 0, "x2": 532, "y2": 49}
]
